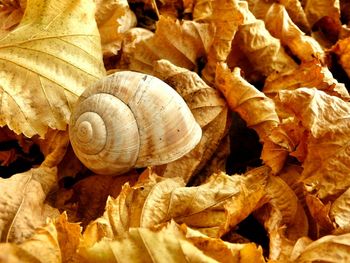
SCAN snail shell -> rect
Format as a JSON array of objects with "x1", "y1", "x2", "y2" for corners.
[{"x1": 69, "y1": 71, "x2": 202, "y2": 175}]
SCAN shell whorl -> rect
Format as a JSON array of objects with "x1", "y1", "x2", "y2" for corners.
[{"x1": 69, "y1": 71, "x2": 202, "y2": 175}]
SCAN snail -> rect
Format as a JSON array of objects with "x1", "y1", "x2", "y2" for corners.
[{"x1": 69, "y1": 71, "x2": 202, "y2": 175}]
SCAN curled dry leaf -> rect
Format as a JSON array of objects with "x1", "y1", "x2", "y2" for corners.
[
  {"x1": 264, "y1": 60, "x2": 349, "y2": 100},
  {"x1": 153, "y1": 60, "x2": 228, "y2": 182},
  {"x1": 95, "y1": 0, "x2": 137, "y2": 57},
  {"x1": 55, "y1": 171, "x2": 139, "y2": 227},
  {"x1": 330, "y1": 187, "x2": 350, "y2": 234},
  {"x1": 332, "y1": 37, "x2": 350, "y2": 79},
  {"x1": 0, "y1": 212, "x2": 82, "y2": 263},
  {"x1": 0, "y1": 0, "x2": 106, "y2": 137},
  {"x1": 80, "y1": 221, "x2": 245, "y2": 263},
  {"x1": 254, "y1": 174, "x2": 308, "y2": 261},
  {"x1": 264, "y1": 4, "x2": 324, "y2": 62},
  {"x1": 215, "y1": 63, "x2": 289, "y2": 173},
  {"x1": 275, "y1": 88, "x2": 350, "y2": 200},
  {"x1": 291, "y1": 233, "x2": 350, "y2": 262},
  {"x1": 120, "y1": 16, "x2": 215, "y2": 73},
  {"x1": 303, "y1": 0, "x2": 341, "y2": 29},
  {"x1": 233, "y1": 1, "x2": 298, "y2": 77},
  {"x1": 83, "y1": 166, "x2": 269, "y2": 240},
  {"x1": 192, "y1": 0, "x2": 244, "y2": 83},
  {"x1": 0, "y1": 166, "x2": 59, "y2": 243},
  {"x1": 182, "y1": 224, "x2": 266, "y2": 263}
]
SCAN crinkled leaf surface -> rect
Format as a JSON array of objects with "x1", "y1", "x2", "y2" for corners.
[
  {"x1": 0, "y1": 0, "x2": 106, "y2": 137},
  {"x1": 0, "y1": 166, "x2": 58, "y2": 243},
  {"x1": 275, "y1": 88, "x2": 350, "y2": 200}
]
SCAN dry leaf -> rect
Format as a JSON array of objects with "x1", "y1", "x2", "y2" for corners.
[
  {"x1": 95, "y1": 0, "x2": 137, "y2": 57},
  {"x1": 153, "y1": 60, "x2": 228, "y2": 182},
  {"x1": 182, "y1": 224, "x2": 266, "y2": 263},
  {"x1": 79, "y1": 221, "x2": 223, "y2": 263},
  {"x1": 234, "y1": 2, "x2": 298, "y2": 77},
  {"x1": 303, "y1": 0, "x2": 341, "y2": 29},
  {"x1": 215, "y1": 63, "x2": 289, "y2": 173},
  {"x1": 120, "y1": 16, "x2": 215, "y2": 73},
  {"x1": 192, "y1": 0, "x2": 244, "y2": 83},
  {"x1": 0, "y1": 219, "x2": 61, "y2": 263},
  {"x1": 56, "y1": 171, "x2": 139, "y2": 226},
  {"x1": 83, "y1": 167, "x2": 269, "y2": 240},
  {"x1": 264, "y1": 60, "x2": 349, "y2": 100},
  {"x1": 330, "y1": 187, "x2": 350, "y2": 234},
  {"x1": 275, "y1": 88, "x2": 350, "y2": 200},
  {"x1": 0, "y1": 166, "x2": 59, "y2": 242},
  {"x1": 264, "y1": 4, "x2": 324, "y2": 62},
  {"x1": 332, "y1": 37, "x2": 350, "y2": 79},
  {"x1": 291, "y1": 233, "x2": 350, "y2": 262},
  {"x1": 0, "y1": 0, "x2": 106, "y2": 137}
]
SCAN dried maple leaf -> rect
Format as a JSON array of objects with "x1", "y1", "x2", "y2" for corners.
[
  {"x1": 331, "y1": 37, "x2": 350, "y2": 79},
  {"x1": 0, "y1": 166, "x2": 59, "y2": 243},
  {"x1": 153, "y1": 60, "x2": 228, "y2": 182},
  {"x1": 95, "y1": 0, "x2": 136, "y2": 57},
  {"x1": 215, "y1": 63, "x2": 289, "y2": 173},
  {"x1": 0, "y1": 0, "x2": 106, "y2": 137},
  {"x1": 83, "y1": 166, "x2": 269, "y2": 240},
  {"x1": 275, "y1": 88, "x2": 350, "y2": 200}
]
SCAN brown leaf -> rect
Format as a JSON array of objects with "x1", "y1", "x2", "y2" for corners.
[
  {"x1": 84, "y1": 166, "x2": 269, "y2": 239},
  {"x1": 234, "y1": 2, "x2": 298, "y2": 77},
  {"x1": 0, "y1": 166, "x2": 59, "y2": 242},
  {"x1": 0, "y1": 0, "x2": 24, "y2": 32},
  {"x1": 192, "y1": 0, "x2": 244, "y2": 83},
  {"x1": 264, "y1": 4, "x2": 324, "y2": 62},
  {"x1": 275, "y1": 88, "x2": 350, "y2": 200},
  {"x1": 264, "y1": 60, "x2": 349, "y2": 100},
  {"x1": 120, "y1": 16, "x2": 215, "y2": 73},
  {"x1": 153, "y1": 60, "x2": 228, "y2": 182},
  {"x1": 291, "y1": 233, "x2": 350, "y2": 262},
  {"x1": 304, "y1": 0, "x2": 341, "y2": 30},
  {"x1": 79, "y1": 221, "x2": 232, "y2": 263},
  {"x1": 56, "y1": 171, "x2": 139, "y2": 227},
  {"x1": 95, "y1": 0, "x2": 137, "y2": 57},
  {"x1": 215, "y1": 63, "x2": 289, "y2": 173},
  {"x1": 330, "y1": 187, "x2": 350, "y2": 233}
]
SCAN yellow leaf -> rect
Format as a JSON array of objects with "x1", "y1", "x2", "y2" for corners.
[
  {"x1": 330, "y1": 187, "x2": 350, "y2": 233},
  {"x1": 120, "y1": 16, "x2": 215, "y2": 73},
  {"x1": 291, "y1": 233, "x2": 350, "y2": 262},
  {"x1": 153, "y1": 60, "x2": 228, "y2": 182},
  {"x1": 0, "y1": 0, "x2": 106, "y2": 137},
  {"x1": 84, "y1": 167, "x2": 269, "y2": 240},
  {"x1": 304, "y1": 0, "x2": 341, "y2": 28},
  {"x1": 0, "y1": 166, "x2": 59, "y2": 243},
  {"x1": 95, "y1": 0, "x2": 136, "y2": 57},
  {"x1": 79, "y1": 221, "x2": 221, "y2": 263}
]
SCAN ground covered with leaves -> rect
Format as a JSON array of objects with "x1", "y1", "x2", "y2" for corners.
[{"x1": 1, "y1": 0, "x2": 350, "y2": 262}]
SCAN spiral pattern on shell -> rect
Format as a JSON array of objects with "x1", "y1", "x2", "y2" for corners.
[{"x1": 69, "y1": 71, "x2": 202, "y2": 175}]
